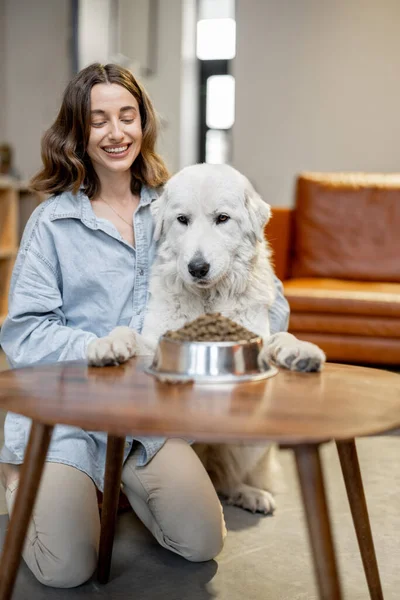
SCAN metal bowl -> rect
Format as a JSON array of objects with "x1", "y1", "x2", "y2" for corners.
[{"x1": 145, "y1": 335, "x2": 278, "y2": 384}]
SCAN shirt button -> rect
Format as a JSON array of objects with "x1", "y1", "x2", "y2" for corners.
[
  {"x1": 139, "y1": 268, "x2": 144, "y2": 276},
  {"x1": 125, "y1": 441, "x2": 130, "y2": 449}
]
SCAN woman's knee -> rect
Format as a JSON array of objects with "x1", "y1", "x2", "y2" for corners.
[
  {"x1": 5, "y1": 462, "x2": 100, "y2": 588},
  {"x1": 178, "y1": 503, "x2": 226, "y2": 562},
  {"x1": 26, "y1": 540, "x2": 98, "y2": 588},
  {"x1": 128, "y1": 438, "x2": 227, "y2": 562}
]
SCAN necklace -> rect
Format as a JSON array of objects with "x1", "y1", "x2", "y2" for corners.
[{"x1": 98, "y1": 195, "x2": 134, "y2": 229}]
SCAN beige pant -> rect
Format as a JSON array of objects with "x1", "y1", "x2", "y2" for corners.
[{"x1": 4, "y1": 438, "x2": 226, "y2": 588}]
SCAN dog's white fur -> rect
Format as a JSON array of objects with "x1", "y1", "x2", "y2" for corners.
[{"x1": 87, "y1": 164, "x2": 325, "y2": 514}]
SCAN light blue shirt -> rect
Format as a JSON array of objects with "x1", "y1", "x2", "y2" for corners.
[{"x1": 0, "y1": 186, "x2": 290, "y2": 491}]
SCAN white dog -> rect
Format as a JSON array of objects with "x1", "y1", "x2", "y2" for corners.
[{"x1": 88, "y1": 164, "x2": 325, "y2": 514}]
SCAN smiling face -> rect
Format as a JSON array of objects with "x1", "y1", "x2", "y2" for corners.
[
  {"x1": 153, "y1": 164, "x2": 271, "y2": 290},
  {"x1": 86, "y1": 83, "x2": 143, "y2": 177}
]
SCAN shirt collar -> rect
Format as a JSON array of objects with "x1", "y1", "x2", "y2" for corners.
[{"x1": 49, "y1": 184, "x2": 160, "y2": 227}]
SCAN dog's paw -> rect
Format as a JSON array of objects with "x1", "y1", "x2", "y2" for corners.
[
  {"x1": 226, "y1": 484, "x2": 276, "y2": 515},
  {"x1": 262, "y1": 333, "x2": 326, "y2": 372},
  {"x1": 274, "y1": 341, "x2": 326, "y2": 372},
  {"x1": 87, "y1": 326, "x2": 139, "y2": 367}
]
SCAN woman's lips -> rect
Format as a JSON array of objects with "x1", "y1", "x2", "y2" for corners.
[{"x1": 102, "y1": 143, "x2": 132, "y2": 158}]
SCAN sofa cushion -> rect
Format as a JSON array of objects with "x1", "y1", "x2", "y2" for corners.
[
  {"x1": 291, "y1": 173, "x2": 400, "y2": 282},
  {"x1": 291, "y1": 332, "x2": 400, "y2": 365},
  {"x1": 264, "y1": 207, "x2": 294, "y2": 281},
  {"x1": 289, "y1": 313, "x2": 400, "y2": 338},
  {"x1": 284, "y1": 278, "x2": 400, "y2": 317}
]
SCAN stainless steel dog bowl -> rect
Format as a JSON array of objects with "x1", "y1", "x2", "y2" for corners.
[{"x1": 145, "y1": 335, "x2": 278, "y2": 383}]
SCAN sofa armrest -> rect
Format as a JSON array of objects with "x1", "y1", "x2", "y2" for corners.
[{"x1": 264, "y1": 207, "x2": 294, "y2": 281}]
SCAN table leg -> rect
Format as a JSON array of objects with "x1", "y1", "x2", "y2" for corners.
[
  {"x1": 0, "y1": 421, "x2": 53, "y2": 600},
  {"x1": 294, "y1": 444, "x2": 343, "y2": 600},
  {"x1": 336, "y1": 439, "x2": 384, "y2": 600},
  {"x1": 97, "y1": 435, "x2": 126, "y2": 584}
]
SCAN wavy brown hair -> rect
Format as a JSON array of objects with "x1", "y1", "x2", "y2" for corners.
[{"x1": 30, "y1": 63, "x2": 169, "y2": 197}]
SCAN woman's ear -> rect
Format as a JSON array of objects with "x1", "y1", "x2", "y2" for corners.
[
  {"x1": 152, "y1": 188, "x2": 168, "y2": 241},
  {"x1": 244, "y1": 180, "x2": 271, "y2": 242}
]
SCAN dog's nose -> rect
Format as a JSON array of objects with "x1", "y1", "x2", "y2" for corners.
[{"x1": 188, "y1": 259, "x2": 210, "y2": 279}]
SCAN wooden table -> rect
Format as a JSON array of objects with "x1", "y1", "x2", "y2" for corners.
[{"x1": 0, "y1": 359, "x2": 399, "y2": 600}]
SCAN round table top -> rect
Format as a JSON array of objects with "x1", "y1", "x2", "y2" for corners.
[{"x1": 0, "y1": 359, "x2": 399, "y2": 445}]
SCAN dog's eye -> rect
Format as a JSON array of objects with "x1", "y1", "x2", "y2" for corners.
[
  {"x1": 216, "y1": 214, "x2": 230, "y2": 224},
  {"x1": 177, "y1": 215, "x2": 189, "y2": 225}
]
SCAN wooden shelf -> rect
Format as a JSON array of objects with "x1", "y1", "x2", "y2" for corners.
[
  {"x1": 0, "y1": 177, "x2": 16, "y2": 190},
  {"x1": 0, "y1": 249, "x2": 17, "y2": 259},
  {"x1": 0, "y1": 257, "x2": 14, "y2": 322},
  {"x1": 0, "y1": 178, "x2": 42, "y2": 327}
]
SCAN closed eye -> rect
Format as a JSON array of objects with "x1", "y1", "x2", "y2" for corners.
[
  {"x1": 91, "y1": 118, "x2": 134, "y2": 127},
  {"x1": 177, "y1": 215, "x2": 189, "y2": 225},
  {"x1": 216, "y1": 214, "x2": 230, "y2": 224}
]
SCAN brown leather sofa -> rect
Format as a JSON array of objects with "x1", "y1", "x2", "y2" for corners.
[{"x1": 265, "y1": 172, "x2": 400, "y2": 365}]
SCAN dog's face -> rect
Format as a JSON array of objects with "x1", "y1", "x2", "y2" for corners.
[{"x1": 152, "y1": 164, "x2": 271, "y2": 289}]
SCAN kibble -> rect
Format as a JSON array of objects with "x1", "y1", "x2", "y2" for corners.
[{"x1": 164, "y1": 313, "x2": 258, "y2": 342}]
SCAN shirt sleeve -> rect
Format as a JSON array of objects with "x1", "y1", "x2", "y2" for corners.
[
  {"x1": 269, "y1": 274, "x2": 290, "y2": 334},
  {"x1": 0, "y1": 248, "x2": 97, "y2": 368}
]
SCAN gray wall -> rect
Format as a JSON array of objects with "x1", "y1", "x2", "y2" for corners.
[
  {"x1": 127, "y1": 0, "x2": 198, "y2": 172},
  {"x1": 179, "y1": 0, "x2": 199, "y2": 169},
  {"x1": 3, "y1": 0, "x2": 71, "y2": 181},
  {"x1": 232, "y1": 0, "x2": 400, "y2": 206},
  {"x1": 137, "y1": 0, "x2": 185, "y2": 173},
  {"x1": 2, "y1": 0, "x2": 197, "y2": 179},
  {"x1": 7, "y1": 0, "x2": 398, "y2": 195}
]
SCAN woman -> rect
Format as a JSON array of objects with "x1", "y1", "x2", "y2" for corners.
[{"x1": 0, "y1": 63, "x2": 290, "y2": 588}]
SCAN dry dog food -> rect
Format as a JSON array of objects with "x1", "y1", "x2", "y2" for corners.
[{"x1": 164, "y1": 313, "x2": 258, "y2": 342}]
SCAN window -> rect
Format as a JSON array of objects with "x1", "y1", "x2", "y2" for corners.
[
  {"x1": 206, "y1": 75, "x2": 235, "y2": 129},
  {"x1": 197, "y1": 18, "x2": 236, "y2": 60}
]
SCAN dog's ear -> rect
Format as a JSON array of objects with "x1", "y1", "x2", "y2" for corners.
[
  {"x1": 152, "y1": 188, "x2": 168, "y2": 241},
  {"x1": 244, "y1": 180, "x2": 271, "y2": 242}
]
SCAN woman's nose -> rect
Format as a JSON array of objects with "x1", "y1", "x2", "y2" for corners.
[{"x1": 109, "y1": 120, "x2": 124, "y2": 141}]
